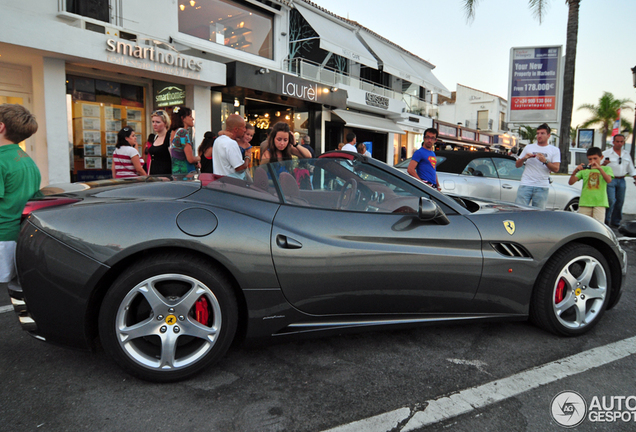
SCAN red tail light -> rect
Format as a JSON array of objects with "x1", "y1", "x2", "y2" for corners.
[{"x1": 22, "y1": 198, "x2": 80, "y2": 221}]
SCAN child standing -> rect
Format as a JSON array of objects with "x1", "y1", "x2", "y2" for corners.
[
  {"x1": 568, "y1": 147, "x2": 613, "y2": 223},
  {"x1": 0, "y1": 104, "x2": 41, "y2": 283}
]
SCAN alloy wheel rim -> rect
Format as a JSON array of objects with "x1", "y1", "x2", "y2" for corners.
[
  {"x1": 115, "y1": 274, "x2": 222, "y2": 371},
  {"x1": 552, "y1": 255, "x2": 607, "y2": 330}
]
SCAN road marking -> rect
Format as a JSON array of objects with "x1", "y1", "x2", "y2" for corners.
[
  {"x1": 320, "y1": 336, "x2": 636, "y2": 432},
  {"x1": 0, "y1": 305, "x2": 13, "y2": 314}
]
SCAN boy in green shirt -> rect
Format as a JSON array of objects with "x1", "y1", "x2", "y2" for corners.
[
  {"x1": 0, "y1": 104, "x2": 41, "y2": 283},
  {"x1": 569, "y1": 147, "x2": 613, "y2": 223}
]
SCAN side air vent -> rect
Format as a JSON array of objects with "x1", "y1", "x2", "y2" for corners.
[{"x1": 491, "y1": 242, "x2": 532, "y2": 258}]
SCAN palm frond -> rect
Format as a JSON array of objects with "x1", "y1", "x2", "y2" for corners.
[
  {"x1": 528, "y1": 0, "x2": 549, "y2": 24},
  {"x1": 463, "y1": 0, "x2": 479, "y2": 23}
]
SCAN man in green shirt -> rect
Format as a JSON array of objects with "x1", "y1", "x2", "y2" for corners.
[
  {"x1": 569, "y1": 147, "x2": 613, "y2": 223},
  {"x1": 0, "y1": 104, "x2": 41, "y2": 283}
]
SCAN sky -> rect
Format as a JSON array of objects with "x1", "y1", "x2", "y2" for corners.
[{"x1": 311, "y1": 0, "x2": 636, "y2": 131}]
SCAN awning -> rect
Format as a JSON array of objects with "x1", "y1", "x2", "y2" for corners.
[
  {"x1": 355, "y1": 31, "x2": 451, "y2": 97},
  {"x1": 294, "y1": 4, "x2": 378, "y2": 70},
  {"x1": 402, "y1": 56, "x2": 451, "y2": 97},
  {"x1": 333, "y1": 109, "x2": 405, "y2": 135}
]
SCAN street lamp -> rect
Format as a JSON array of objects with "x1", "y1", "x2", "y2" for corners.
[{"x1": 631, "y1": 67, "x2": 636, "y2": 161}]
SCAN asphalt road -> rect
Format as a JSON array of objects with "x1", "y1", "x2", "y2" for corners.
[{"x1": 1, "y1": 239, "x2": 635, "y2": 432}]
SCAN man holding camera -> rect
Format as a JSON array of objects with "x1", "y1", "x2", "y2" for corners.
[
  {"x1": 515, "y1": 123, "x2": 561, "y2": 209},
  {"x1": 569, "y1": 147, "x2": 613, "y2": 223},
  {"x1": 602, "y1": 134, "x2": 636, "y2": 227}
]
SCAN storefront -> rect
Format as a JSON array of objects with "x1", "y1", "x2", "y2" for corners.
[
  {"x1": 0, "y1": 16, "x2": 225, "y2": 185},
  {"x1": 393, "y1": 116, "x2": 434, "y2": 164},
  {"x1": 212, "y1": 62, "x2": 347, "y2": 161},
  {"x1": 329, "y1": 86, "x2": 406, "y2": 162}
]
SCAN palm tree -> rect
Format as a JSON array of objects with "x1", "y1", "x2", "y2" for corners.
[
  {"x1": 518, "y1": 125, "x2": 537, "y2": 144},
  {"x1": 463, "y1": 0, "x2": 580, "y2": 173},
  {"x1": 578, "y1": 92, "x2": 633, "y2": 147}
]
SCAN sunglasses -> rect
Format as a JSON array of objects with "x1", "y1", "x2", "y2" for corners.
[
  {"x1": 152, "y1": 110, "x2": 167, "y2": 116},
  {"x1": 619, "y1": 157, "x2": 622, "y2": 164}
]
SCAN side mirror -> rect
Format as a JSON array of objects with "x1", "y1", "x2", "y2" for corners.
[{"x1": 418, "y1": 197, "x2": 450, "y2": 225}]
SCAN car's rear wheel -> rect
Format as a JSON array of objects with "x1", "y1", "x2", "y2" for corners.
[
  {"x1": 530, "y1": 243, "x2": 610, "y2": 336},
  {"x1": 99, "y1": 253, "x2": 238, "y2": 382},
  {"x1": 564, "y1": 198, "x2": 579, "y2": 212}
]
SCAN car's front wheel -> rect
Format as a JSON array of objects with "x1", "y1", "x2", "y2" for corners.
[
  {"x1": 530, "y1": 243, "x2": 610, "y2": 336},
  {"x1": 99, "y1": 253, "x2": 238, "y2": 382}
]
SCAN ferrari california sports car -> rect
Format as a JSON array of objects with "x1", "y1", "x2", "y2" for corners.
[
  {"x1": 9, "y1": 152, "x2": 626, "y2": 382},
  {"x1": 396, "y1": 151, "x2": 580, "y2": 211}
]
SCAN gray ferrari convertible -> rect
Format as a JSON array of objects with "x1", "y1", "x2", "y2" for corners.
[{"x1": 8, "y1": 152, "x2": 626, "y2": 382}]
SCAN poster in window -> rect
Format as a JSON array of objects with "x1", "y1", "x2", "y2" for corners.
[
  {"x1": 127, "y1": 109, "x2": 142, "y2": 121},
  {"x1": 82, "y1": 117, "x2": 101, "y2": 130},
  {"x1": 106, "y1": 132, "x2": 117, "y2": 145},
  {"x1": 83, "y1": 131, "x2": 101, "y2": 144},
  {"x1": 106, "y1": 145, "x2": 116, "y2": 157},
  {"x1": 107, "y1": 158, "x2": 113, "y2": 170},
  {"x1": 105, "y1": 106, "x2": 122, "y2": 120},
  {"x1": 577, "y1": 129, "x2": 594, "y2": 149},
  {"x1": 82, "y1": 103, "x2": 101, "y2": 118},
  {"x1": 84, "y1": 144, "x2": 102, "y2": 156},
  {"x1": 127, "y1": 121, "x2": 141, "y2": 132},
  {"x1": 84, "y1": 157, "x2": 102, "y2": 169},
  {"x1": 106, "y1": 120, "x2": 122, "y2": 131}
]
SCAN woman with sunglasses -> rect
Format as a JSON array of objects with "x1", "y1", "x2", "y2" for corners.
[
  {"x1": 169, "y1": 106, "x2": 200, "y2": 174},
  {"x1": 112, "y1": 127, "x2": 146, "y2": 178},
  {"x1": 147, "y1": 110, "x2": 172, "y2": 175}
]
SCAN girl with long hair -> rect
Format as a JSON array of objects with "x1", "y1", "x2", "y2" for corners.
[
  {"x1": 198, "y1": 131, "x2": 216, "y2": 174},
  {"x1": 260, "y1": 122, "x2": 311, "y2": 164},
  {"x1": 147, "y1": 110, "x2": 171, "y2": 175}
]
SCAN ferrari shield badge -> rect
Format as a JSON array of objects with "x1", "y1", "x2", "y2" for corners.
[{"x1": 503, "y1": 220, "x2": 516, "y2": 235}]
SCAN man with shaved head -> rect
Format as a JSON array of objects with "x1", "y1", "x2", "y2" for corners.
[{"x1": 213, "y1": 114, "x2": 250, "y2": 177}]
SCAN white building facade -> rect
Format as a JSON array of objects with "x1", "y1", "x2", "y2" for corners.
[{"x1": 0, "y1": 0, "x2": 449, "y2": 184}]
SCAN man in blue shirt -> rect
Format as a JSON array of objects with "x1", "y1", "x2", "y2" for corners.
[{"x1": 407, "y1": 128, "x2": 440, "y2": 190}]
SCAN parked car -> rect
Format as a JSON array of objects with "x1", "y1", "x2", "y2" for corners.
[
  {"x1": 395, "y1": 151, "x2": 580, "y2": 211},
  {"x1": 9, "y1": 152, "x2": 624, "y2": 382}
]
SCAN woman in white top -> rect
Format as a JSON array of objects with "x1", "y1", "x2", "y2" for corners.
[{"x1": 112, "y1": 126, "x2": 147, "y2": 178}]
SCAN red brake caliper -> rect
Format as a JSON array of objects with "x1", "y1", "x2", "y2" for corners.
[
  {"x1": 195, "y1": 296, "x2": 210, "y2": 325},
  {"x1": 555, "y1": 278, "x2": 566, "y2": 304}
]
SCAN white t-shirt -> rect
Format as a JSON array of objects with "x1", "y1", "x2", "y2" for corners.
[
  {"x1": 341, "y1": 143, "x2": 357, "y2": 152},
  {"x1": 519, "y1": 143, "x2": 561, "y2": 187},
  {"x1": 213, "y1": 135, "x2": 244, "y2": 176}
]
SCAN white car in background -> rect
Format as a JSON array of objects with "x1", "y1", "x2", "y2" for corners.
[{"x1": 396, "y1": 150, "x2": 580, "y2": 211}]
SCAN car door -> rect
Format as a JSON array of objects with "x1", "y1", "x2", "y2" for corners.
[
  {"x1": 492, "y1": 157, "x2": 559, "y2": 208},
  {"x1": 446, "y1": 157, "x2": 501, "y2": 201},
  {"x1": 492, "y1": 157, "x2": 523, "y2": 203},
  {"x1": 268, "y1": 158, "x2": 484, "y2": 316}
]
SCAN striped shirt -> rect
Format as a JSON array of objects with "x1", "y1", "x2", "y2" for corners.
[{"x1": 113, "y1": 146, "x2": 140, "y2": 178}]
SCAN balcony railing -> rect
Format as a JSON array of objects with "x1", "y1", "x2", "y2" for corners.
[{"x1": 284, "y1": 58, "x2": 435, "y2": 116}]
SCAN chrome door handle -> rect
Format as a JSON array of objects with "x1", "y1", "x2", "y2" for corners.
[
  {"x1": 276, "y1": 234, "x2": 303, "y2": 249},
  {"x1": 502, "y1": 184, "x2": 513, "y2": 189}
]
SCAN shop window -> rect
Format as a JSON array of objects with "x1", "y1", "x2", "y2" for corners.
[
  {"x1": 178, "y1": 0, "x2": 274, "y2": 60},
  {"x1": 66, "y1": 75, "x2": 147, "y2": 181},
  {"x1": 66, "y1": 0, "x2": 110, "y2": 22}
]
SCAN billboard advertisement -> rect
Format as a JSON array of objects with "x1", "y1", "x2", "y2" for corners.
[{"x1": 507, "y1": 46, "x2": 562, "y2": 124}]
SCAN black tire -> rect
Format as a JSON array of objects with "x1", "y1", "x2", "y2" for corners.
[
  {"x1": 564, "y1": 198, "x2": 579, "y2": 212},
  {"x1": 98, "y1": 253, "x2": 238, "y2": 382},
  {"x1": 530, "y1": 243, "x2": 611, "y2": 336}
]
